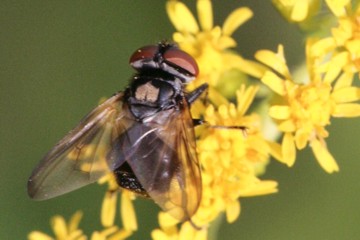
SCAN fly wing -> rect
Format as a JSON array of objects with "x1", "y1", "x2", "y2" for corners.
[
  {"x1": 28, "y1": 92, "x2": 135, "y2": 200},
  {"x1": 126, "y1": 99, "x2": 202, "y2": 221}
]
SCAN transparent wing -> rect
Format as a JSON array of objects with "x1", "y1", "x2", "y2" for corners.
[
  {"x1": 28, "y1": 92, "x2": 134, "y2": 200},
  {"x1": 126, "y1": 99, "x2": 202, "y2": 221}
]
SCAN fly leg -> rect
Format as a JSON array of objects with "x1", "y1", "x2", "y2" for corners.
[
  {"x1": 187, "y1": 83, "x2": 247, "y2": 134},
  {"x1": 186, "y1": 83, "x2": 208, "y2": 127},
  {"x1": 186, "y1": 83, "x2": 209, "y2": 104},
  {"x1": 192, "y1": 119, "x2": 205, "y2": 126}
]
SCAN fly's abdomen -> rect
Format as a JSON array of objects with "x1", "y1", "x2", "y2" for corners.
[{"x1": 113, "y1": 162, "x2": 149, "y2": 197}]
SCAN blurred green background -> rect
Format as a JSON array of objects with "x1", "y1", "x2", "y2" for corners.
[{"x1": 1, "y1": 1, "x2": 360, "y2": 239}]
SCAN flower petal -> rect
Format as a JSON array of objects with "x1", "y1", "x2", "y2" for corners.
[
  {"x1": 267, "y1": 140, "x2": 284, "y2": 163},
  {"x1": 106, "y1": 229, "x2": 134, "y2": 240},
  {"x1": 333, "y1": 103, "x2": 360, "y2": 117},
  {"x1": 197, "y1": 0, "x2": 213, "y2": 31},
  {"x1": 236, "y1": 85, "x2": 259, "y2": 116},
  {"x1": 310, "y1": 37, "x2": 336, "y2": 58},
  {"x1": 277, "y1": 119, "x2": 297, "y2": 132},
  {"x1": 261, "y1": 71, "x2": 286, "y2": 96},
  {"x1": 166, "y1": 1, "x2": 199, "y2": 33},
  {"x1": 28, "y1": 231, "x2": 53, "y2": 240},
  {"x1": 269, "y1": 105, "x2": 291, "y2": 120},
  {"x1": 239, "y1": 180, "x2": 278, "y2": 196},
  {"x1": 222, "y1": 7, "x2": 253, "y2": 36},
  {"x1": 232, "y1": 56, "x2": 268, "y2": 78},
  {"x1": 325, "y1": 0, "x2": 350, "y2": 17},
  {"x1": 67, "y1": 230, "x2": 84, "y2": 240},
  {"x1": 68, "y1": 211, "x2": 83, "y2": 233},
  {"x1": 310, "y1": 138, "x2": 339, "y2": 173},
  {"x1": 159, "y1": 212, "x2": 179, "y2": 228},
  {"x1": 255, "y1": 46, "x2": 291, "y2": 78},
  {"x1": 179, "y1": 222, "x2": 196, "y2": 240},
  {"x1": 294, "y1": 129, "x2": 309, "y2": 150},
  {"x1": 101, "y1": 191, "x2": 117, "y2": 227},
  {"x1": 334, "y1": 71, "x2": 353, "y2": 90},
  {"x1": 332, "y1": 19, "x2": 353, "y2": 45},
  {"x1": 332, "y1": 87, "x2": 360, "y2": 103},
  {"x1": 225, "y1": 200, "x2": 241, "y2": 223},
  {"x1": 208, "y1": 87, "x2": 229, "y2": 106},
  {"x1": 194, "y1": 229, "x2": 207, "y2": 240},
  {"x1": 121, "y1": 191, "x2": 138, "y2": 231},
  {"x1": 282, "y1": 132, "x2": 296, "y2": 167},
  {"x1": 51, "y1": 215, "x2": 67, "y2": 238},
  {"x1": 323, "y1": 51, "x2": 349, "y2": 83},
  {"x1": 151, "y1": 229, "x2": 172, "y2": 240},
  {"x1": 217, "y1": 35, "x2": 237, "y2": 49},
  {"x1": 291, "y1": 0, "x2": 309, "y2": 22},
  {"x1": 345, "y1": 39, "x2": 360, "y2": 57}
]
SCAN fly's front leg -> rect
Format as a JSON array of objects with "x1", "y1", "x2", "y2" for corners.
[
  {"x1": 186, "y1": 83, "x2": 208, "y2": 104},
  {"x1": 186, "y1": 83, "x2": 208, "y2": 127},
  {"x1": 187, "y1": 83, "x2": 247, "y2": 135}
]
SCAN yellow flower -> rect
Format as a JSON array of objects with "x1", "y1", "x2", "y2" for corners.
[
  {"x1": 28, "y1": 211, "x2": 86, "y2": 240},
  {"x1": 255, "y1": 42, "x2": 360, "y2": 173},
  {"x1": 325, "y1": 0, "x2": 360, "y2": 72},
  {"x1": 195, "y1": 85, "x2": 278, "y2": 223},
  {"x1": 151, "y1": 85, "x2": 278, "y2": 239},
  {"x1": 28, "y1": 211, "x2": 131, "y2": 240},
  {"x1": 98, "y1": 174, "x2": 138, "y2": 232},
  {"x1": 166, "y1": 0, "x2": 266, "y2": 98}
]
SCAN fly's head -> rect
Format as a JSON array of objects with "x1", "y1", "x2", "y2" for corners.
[
  {"x1": 127, "y1": 42, "x2": 199, "y2": 120},
  {"x1": 129, "y1": 42, "x2": 198, "y2": 83}
]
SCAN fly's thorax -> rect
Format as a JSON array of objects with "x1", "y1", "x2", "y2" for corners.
[
  {"x1": 134, "y1": 81, "x2": 160, "y2": 102},
  {"x1": 126, "y1": 75, "x2": 184, "y2": 120}
]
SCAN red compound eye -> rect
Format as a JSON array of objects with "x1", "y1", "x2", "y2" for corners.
[
  {"x1": 163, "y1": 47, "x2": 199, "y2": 77},
  {"x1": 129, "y1": 43, "x2": 199, "y2": 82},
  {"x1": 129, "y1": 45, "x2": 158, "y2": 65}
]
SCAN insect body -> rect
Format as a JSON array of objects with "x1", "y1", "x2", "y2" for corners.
[{"x1": 28, "y1": 42, "x2": 208, "y2": 221}]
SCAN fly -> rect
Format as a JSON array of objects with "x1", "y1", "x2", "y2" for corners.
[{"x1": 27, "y1": 42, "x2": 208, "y2": 222}]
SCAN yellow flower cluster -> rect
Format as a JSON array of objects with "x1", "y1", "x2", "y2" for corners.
[
  {"x1": 255, "y1": 43, "x2": 359, "y2": 173},
  {"x1": 259, "y1": 0, "x2": 360, "y2": 173},
  {"x1": 28, "y1": 211, "x2": 132, "y2": 240},
  {"x1": 325, "y1": 0, "x2": 360, "y2": 72},
  {"x1": 28, "y1": 0, "x2": 360, "y2": 240}
]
